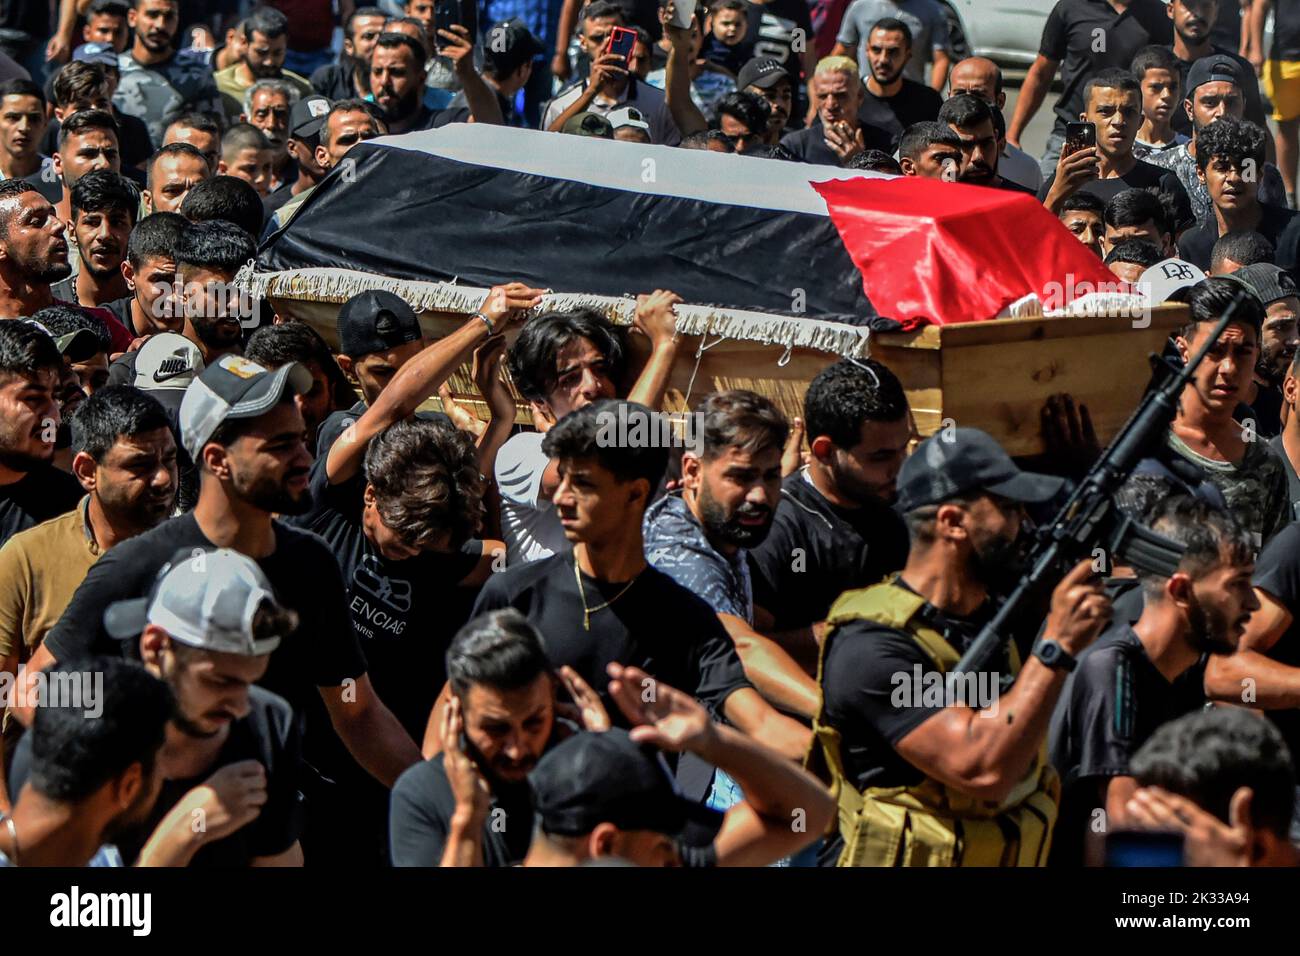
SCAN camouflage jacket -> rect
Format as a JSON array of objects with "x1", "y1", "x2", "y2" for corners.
[{"x1": 113, "y1": 49, "x2": 223, "y2": 146}]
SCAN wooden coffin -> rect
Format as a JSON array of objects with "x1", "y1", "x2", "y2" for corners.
[
  {"x1": 252, "y1": 268, "x2": 1189, "y2": 458},
  {"x1": 870, "y1": 304, "x2": 1191, "y2": 457}
]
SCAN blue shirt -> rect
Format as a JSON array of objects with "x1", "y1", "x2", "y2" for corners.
[{"x1": 643, "y1": 494, "x2": 752, "y2": 622}]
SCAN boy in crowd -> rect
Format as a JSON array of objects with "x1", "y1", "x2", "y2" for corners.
[{"x1": 1132, "y1": 45, "x2": 1190, "y2": 160}]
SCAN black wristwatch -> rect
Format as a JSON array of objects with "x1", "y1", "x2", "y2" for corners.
[{"x1": 1034, "y1": 639, "x2": 1078, "y2": 672}]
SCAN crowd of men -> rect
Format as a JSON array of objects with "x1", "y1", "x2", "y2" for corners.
[{"x1": 0, "y1": 0, "x2": 1299, "y2": 872}]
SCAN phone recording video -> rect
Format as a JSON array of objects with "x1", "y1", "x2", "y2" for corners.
[
  {"x1": 1064, "y1": 121, "x2": 1097, "y2": 157},
  {"x1": 606, "y1": 25, "x2": 637, "y2": 62}
]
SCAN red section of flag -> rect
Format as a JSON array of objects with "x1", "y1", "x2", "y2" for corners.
[{"x1": 812, "y1": 176, "x2": 1119, "y2": 328}]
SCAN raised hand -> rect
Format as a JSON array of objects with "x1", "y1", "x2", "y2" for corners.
[
  {"x1": 442, "y1": 696, "x2": 492, "y2": 822},
  {"x1": 1043, "y1": 559, "x2": 1112, "y2": 657},
  {"x1": 824, "y1": 121, "x2": 866, "y2": 163},
  {"x1": 606, "y1": 662, "x2": 717, "y2": 753},
  {"x1": 479, "y1": 282, "x2": 546, "y2": 333},
  {"x1": 633, "y1": 289, "x2": 683, "y2": 346},
  {"x1": 188, "y1": 759, "x2": 268, "y2": 843},
  {"x1": 557, "y1": 665, "x2": 611, "y2": 732},
  {"x1": 439, "y1": 24, "x2": 476, "y2": 77},
  {"x1": 1124, "y1": 785, "x2": 1254, "y2": 867}
]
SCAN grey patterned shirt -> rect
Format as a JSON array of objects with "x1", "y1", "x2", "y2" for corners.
[
  {"x1": 1166, "y1": 429, "x2": 1292, "y2": 547},
  {"x1": 1146, "y1": 141, "x2": 1287, "y2": 223},
  {"x1": 113, "y1": 49, "x2": 223, "y2": 146},
  {"x1": 643, "y1": 493, "x2": 752, "y2": 622}
]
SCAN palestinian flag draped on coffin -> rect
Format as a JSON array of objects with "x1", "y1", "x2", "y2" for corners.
[{"x1": 254, "y1": 123, "x2": 878, "y2": 325}]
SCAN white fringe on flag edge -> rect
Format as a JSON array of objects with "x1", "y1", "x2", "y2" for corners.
[{"x1": 235, "y1": 264, "x2": 872, "y2": 359}]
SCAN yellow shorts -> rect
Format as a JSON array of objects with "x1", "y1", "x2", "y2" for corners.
[{"x1": 1264, "y1": 59, "x2": 1300, "y2": 121}]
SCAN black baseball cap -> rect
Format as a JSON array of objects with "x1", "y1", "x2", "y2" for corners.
[
  {"x1": 529, "y1": 729, "x2": 725, "y2": 846},
  {"x1": 895, "y1": 427, "x2": 1065, "y2": 513},
  {"x1": 336, "y1": 289, "x2": 423, "y2": 358},
  {"x1": 290, "y1": 94, "x2": 332, "y2": 143},
  {"x1": 1232, "y1": 262, "x2": 1299, "y2": 306},
  {"x1": 1186, "y1": 55, "x2": 1242, "y2": 95},
  {"x1": 483, "y1": 19, "x2": 544, "y2": 75},
  {"x1": 55, "y1": 328, "x2": 103, "y2": 361},
  {"x1": 737, "y1": 58, "x2": 787, "y2": 92}
]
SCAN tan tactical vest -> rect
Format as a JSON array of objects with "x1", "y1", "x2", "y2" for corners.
[{"x1": 807, "y1": 580, "x2": 1060, "y2": 867}]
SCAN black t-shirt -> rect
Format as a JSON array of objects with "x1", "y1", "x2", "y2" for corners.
[
  {"x1": 0, "y1": 466, "x2": 82, "y2": 549},
  {"x1": 107, "y1": 347, "x2": 137, "y2": 386},
  {"x1": 857, "y1": 79, "x2": 943, "y2": 149},
  {"x1": 431, "y1": 88, "x2": 521, "y2": 128},
  {"x1": 1171, "y1": 48, "x2": 1267, "y2": 137},
  {"x1": 389, "y1": 748, "x2": 541, "y2": 867},
  {"x1": 741, "y1": 0, "x2": 813, "y2": 93},
  {"x1": 42, "y1": 512, "x2": 367, "y2": 717},
  {"x1": 819, "y1": 587, "x2": 1010, "y2": 793},
  {"x1": 311, "y1": 61, "x2": 360, "y2": 100},
  {"x1": 780, "y1": 120, "x2": 893, "y2": 166},
  {"x1": 471, "y1": 553, "x2": 753, "y2": 720},
  {"x1": 748, "y1": 470, "x2": 909, "y2": 631},
  {"x1": 1039, "y1": 158, "x2": 1194, "y2": 227},
  {"x1": 1268, "y1": 434, "x2": 1300, "y2": 523},
  {"x1": 1047, "y1": 626, "x2": 1207, "y2": 867},
  {"x1": 1249, "y1": 385, "x2": 1285, "y2": 440},
  {"x1": 22, "y1": 162, "x2": 60, "y2": 204},
  {"x1": 262, "y1": 180, "x2": 295, "y2": 217},
  {"x1": 1212, "y1": 0, "x2": 1242, "y2": 51},
  {"x1": 1250, "y1": 521, "x2": 1300, "y2": 768},
  {"x1": 101, "y1": 295, "x2": 136, "y2": 337},
  {"x1": 291, "y1": 406, "x2": 483, "y2": 742},
  {"x1": 1273, "y1": 0, "x2": 1300, "y2": 60},
  {"x1": 1039, "y1": 0, "x2": 1172, "y2": 137},
  {"x1": 1177, "y1": 203, "x2": 1300, "y2": 273},
  {"x1": 997, "y1": 177, "x2": 1038, "y2": 195},
  {"x1": 9, "y1": 685, "x2": 302, "y2": 866},
  {"x1": 702, "y1": 35, "x2": 753, "y2": 76}
]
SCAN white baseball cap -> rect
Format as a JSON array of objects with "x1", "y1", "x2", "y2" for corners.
[
  {"x1": 1137, "y1": 257, "x2": 1206, "y2": 304},
  {"x1": 607, "y1": 106, "x2": 650, "y2": 131},
  {"x1": 133, "y1": 332, "x2": 205, "y2": 393},
  {"x1": 104, "y1": 548, "x2": 289, "y2": 656}
]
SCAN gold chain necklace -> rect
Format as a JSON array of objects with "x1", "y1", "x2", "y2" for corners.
[{"x1": 573, "y1": 554, "x2": 641, "y2": 630}]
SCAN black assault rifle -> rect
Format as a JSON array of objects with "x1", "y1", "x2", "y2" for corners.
[{"x1": 953, "y1": 289, "x2": 1252, "y2": 675}]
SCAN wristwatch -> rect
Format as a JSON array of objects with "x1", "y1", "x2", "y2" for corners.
[{"x1": 1034, "y1": 639, "x2": 1078, "y2": 672}]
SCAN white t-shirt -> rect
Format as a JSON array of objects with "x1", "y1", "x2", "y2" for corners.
[{"x1": 495, "y1": 432, "x2": 569, "y2": 566}]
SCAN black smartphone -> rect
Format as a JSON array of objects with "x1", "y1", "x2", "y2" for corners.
[
  {"x1": 607, "y1": 25, "x2": 637, "y2": 62},
  {"x1": 434, "y1": 0, "x2": 477, "y2": 48},
  {"x1": 1104, "y1": 830, "x2": 1184, "y2": 867},
  {"x1": 1064, "y1": 121, "x2": 1097, "y2": 156}
]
